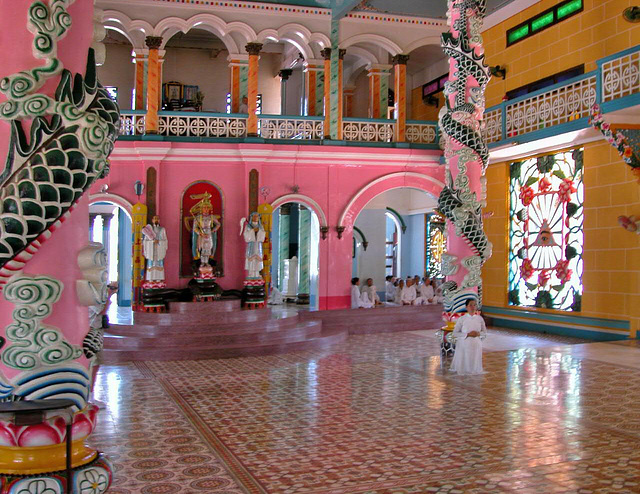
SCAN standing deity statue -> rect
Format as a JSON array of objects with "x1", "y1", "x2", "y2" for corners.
[
  {"x1": 241, "y1": 212, "x2": 266, "y2": 278},
  {"x1": 185, "y1": 192, "x2": 221, "y2": 275},
  {"x1": 142, "y1": 215, "x2": 168, "y2": 283}
]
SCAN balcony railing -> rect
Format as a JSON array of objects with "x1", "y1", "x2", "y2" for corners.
[
  {"x1": 159, "y1": 112, "x2": 247, "y2": 138},
  {"x1": 482, "y1": 46, "x2": 639, "y2": 143},
  {"x1": 406, "y1": 121, "x2": 438, "y2": 144},
  {"x1": 343, "y1": 118, "x2": 395, "y2": 142},
  {"x1": 259, "y1": 115, "x2": 324, "y2": 140},
  {"x1": 601, "y1": 47, "x2": 640, "y2": 102},
  {"x1": 118, "y1": 46, "x2": 639, "y2": 148}
]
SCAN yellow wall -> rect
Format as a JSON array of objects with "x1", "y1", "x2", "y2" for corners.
[
  {"x1": 411, "y1": 90, "x2": 443, "y2": 122},
  {"x1": 483, "y1": 0, "x2": 639, "y2": 108},
  {"x1": 479, "y1": 0, "x2": 640, "y2": 336}
]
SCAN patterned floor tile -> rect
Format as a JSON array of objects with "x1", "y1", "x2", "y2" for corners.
[{"x1": 89, "y1": 328, "x2": 640, "y2": 493}]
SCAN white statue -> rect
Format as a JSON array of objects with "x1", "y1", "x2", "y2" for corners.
[
  {"x1": 142, "y1": 215, "x2": 168, "y2": 283},
  {"x1": 241, "y1": 212, "x2": 266, "y2": 279}
]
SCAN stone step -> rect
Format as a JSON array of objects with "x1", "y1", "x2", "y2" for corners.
[
  {"x1": 100, "y1": 328, "x2": 347, "y2": 362},
  {"x1": 104, "y1": 321, "x2": 323, "y2": 350},
  {"x1": 108, "y1": 314, "x2": 302, "y2": 337},
  {"x1": 168, "y1": 299, "x2": 241, "y2": 314},
  {"x1": 134, "y1": 307, "x2": 272, "y2": 325}
]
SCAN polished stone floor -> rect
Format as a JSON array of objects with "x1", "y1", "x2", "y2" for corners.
[{"x1": 90, "y1": 328, "x2": 640, "y2": 494}]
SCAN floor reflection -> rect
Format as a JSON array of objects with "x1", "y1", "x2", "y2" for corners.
[{"x1": 90, "y1": 328, "x2": 640, "y2": 494}]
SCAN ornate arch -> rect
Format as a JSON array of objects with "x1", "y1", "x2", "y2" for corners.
[
  {"x1": 339, "y1": 172, "x2": 444, "y2": 230},
  {"x1": 103, "y1": 10, "x2": 153, "y2": 50},
  {"x1": 340, "y1": 34, "x2": 402, "y2": 56},
  {"x1": 404, "y1": 36, "x2": 441, "y2": 54},
  {"x1": 153, "y1": 14, "x2": 255, "y2": 55},
  {"x1": 88, "y1": 193, "x2": 133, "y2": 219},
  {"x1": 271, "y1": 194, "x2": 327, "y2": 228}
]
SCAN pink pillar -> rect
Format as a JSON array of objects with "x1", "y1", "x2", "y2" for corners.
[
  {"x1": 439, "y1": 0, "x2": 492, "y2": 320},
  {"x1": 0, "y1": 1, "x2": 114, "y2": 490}
]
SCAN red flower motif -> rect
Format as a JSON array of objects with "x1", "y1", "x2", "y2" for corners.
[
  {"x1": 557, "y1": 178, "x2": 576, "y2": 203},
  {"x1": 519, "y1": 186, "x2": 535, "y2": 206},
  {"x1": 555, "y1": 260, "x2": 572, "y2": 284},
  {"x1": 538, "y1": 176, "x2": 552, "y2": 193},
  {"x1": 520, "y1": 258, "x2": 535, "y2": 280},
  {"x1": 537, "y1": 269, "x2": 551, "y2": 287}
]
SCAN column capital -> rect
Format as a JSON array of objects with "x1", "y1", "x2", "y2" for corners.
[
  {"x1": 145, "y1": 36, "x2": 163, "y2": 50},
  {"x1": 245, "y1": 42, "x2": 263, "y2": 56},
  {"x1": 367, "y1": 64, "x2": 393, "y2": 75},
  {"x1": 320, "y1": 47, "x2": 332, "y2": 60},
  {"x1": 303, "y1": 59, "x2": 325, "y2": 71},
  {"x1": 392, "y1": 54, "x2": 410, "y2": 65},
  {"x1": 338, "y1": 48, "x2": 346, "y2": 60},
  {"x1": 227, "y1": 54, "x2": 249, "y2": 64},
  {"x1": 279, "y1": 69, "x2": 293, "y2": 81}
]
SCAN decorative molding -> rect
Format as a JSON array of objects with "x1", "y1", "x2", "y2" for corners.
[
  {"x1": 2, "y1": 274, "x2": 82, "y2": 371},
  {"x1": 338, "y1": 171, "x2": 444, "y2": 227},
  {"x1": 345, "y1": 11, "x2": 446, "y2": 27},
  {"x1": 271, "y1": 194, "x2": 328, "y2": 228}
]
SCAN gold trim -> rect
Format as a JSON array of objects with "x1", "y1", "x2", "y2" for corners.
[{"x1": 0, "y1": 440, "x2": 97, "y2": 475}]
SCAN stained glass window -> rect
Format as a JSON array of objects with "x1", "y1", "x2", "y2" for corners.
[
  {"x1": 508, "y1": 149, "x2": 584, "y2": 311},
  {"x1": 426, "y1": 213, "x2": 446, "y2": 279}
]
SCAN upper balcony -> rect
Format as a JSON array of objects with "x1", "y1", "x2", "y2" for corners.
[{"x1": 117, "y1": 46, "x2": 639, "y2": 151}]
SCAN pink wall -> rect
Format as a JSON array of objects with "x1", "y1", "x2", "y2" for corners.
[{"x1": 96, "y1": 142, "x2": 444, "y2": 309}]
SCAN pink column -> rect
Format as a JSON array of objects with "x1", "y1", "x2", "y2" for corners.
[
  {"x1": 438, "y1": 0, "x2": 492, "y2": 321},
  {"x1": 0, "y1": 1, "x2": 115, "y2": 490}
]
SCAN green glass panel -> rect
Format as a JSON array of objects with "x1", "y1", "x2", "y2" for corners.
[
  {"x1": 557, "y1": 0, "x2": 582, "y2": 19},
  {"x1": 531, "y1": 11, "x2": 554, "y2": 32},
  {"x1": 508, "y1": 24, "x2": 529, "y2": 44}
]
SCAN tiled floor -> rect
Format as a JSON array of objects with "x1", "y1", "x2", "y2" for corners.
[{"x1": 90, "y1": 328, "x2": 640, "y2": 494}]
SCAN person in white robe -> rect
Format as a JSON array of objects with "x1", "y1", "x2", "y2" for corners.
[
  {"x1": 450, "y1": 299, "x2": 486, "y2": 375},
  {"x1": 362, "y1": 278, "x2": 382, "y2": 305},
  {"x1": 351, "y1": 277, "x2": 374, "y2": 309},
  {"x1": 385, "y1": 276, "x2": 396, "y2": 302},
  {"x1": 402, "y1": 279, "x2": 429, "y2": 305},
  {"x1": 142, "y1": 215, "x2": 168, "y2": 282},
  {"x1": 268, "y1": 284, "x2": 284, "y2": 305},
  {"x1": 419, "y1": 278, "x2": 436, "y2": 304},
  {"x1": 393, "y1": 279, "x2": 404, "y2": 305},
  {"x1": 241, "y1": 212, "x2": 266, "y2": 278}
]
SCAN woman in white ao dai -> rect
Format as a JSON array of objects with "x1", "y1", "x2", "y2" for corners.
[{"x1": 450, "y1": 299, "x2": 486, "y2": 375}]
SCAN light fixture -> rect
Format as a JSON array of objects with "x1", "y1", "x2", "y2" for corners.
[
  {"x1": 489, "y1": 65, "x2": 507, "y2": 79},
  {"x1": 134, "y1": 180, "x2": 144, "y2": 199},
  {"x1": 425, "y1": 95, "x2": 439, "y2": 107},
  {"x1": 623, "y1": 6, "x2": 640, "y2": 22}
]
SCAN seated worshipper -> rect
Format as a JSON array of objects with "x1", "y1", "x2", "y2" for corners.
[
  {"x1": 351, "y1": 277, "x2": 374, "y2": 309},
  {"x1": 394, "y1": 279, "x2": 405, "y2": 305},
  {"x1": 419, "y1": 277, "x2": 436, "y2": 304},
  {"x1": 450, "y1": 299, "x2": 486, "y2": 375},
  {"x1": 401, "y1": 278, "x2": 417, "y2": 305},
  {"x1": 362, "y1": 278, "x2": 383, "y2": 305},
  {"x1": 385, "y1": 276, "x2": 396, "y2": 302},
  {"x1": 267, "y1": 284, "x2": 284, "y2": 305},
  {"x1": 413, "y1": 275, "x2": 421, "y2": 287}
]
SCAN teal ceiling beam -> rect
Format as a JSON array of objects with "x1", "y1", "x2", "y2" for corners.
[{"x1": 332, "y1": 0, "x2": 361, "y2": 19}]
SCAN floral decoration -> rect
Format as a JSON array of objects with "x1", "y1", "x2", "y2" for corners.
[{"x1": 590, "y1": 104, "x2": 640, "y2": 176}]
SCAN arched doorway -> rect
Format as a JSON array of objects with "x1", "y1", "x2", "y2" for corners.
[
  {"x1": 88, "y1": 196, "x2": 133, "y2": 322},
  {"x1": 351, "y1": 187, "x2": 439, "y2": 302},
  {"x1": 270, "y1": 202, "x2": 321, "y2": 310}
]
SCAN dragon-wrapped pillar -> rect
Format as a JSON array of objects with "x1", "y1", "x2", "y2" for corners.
[
  {"x1": 438, "y1": 0, "x2": 493, "y2": 324},
  {"x1": 0, "y1": 1, "x2": 119, "y2": 492}
]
